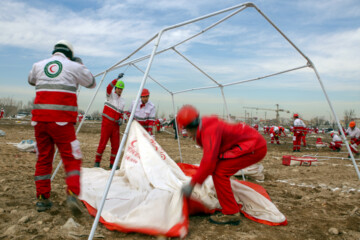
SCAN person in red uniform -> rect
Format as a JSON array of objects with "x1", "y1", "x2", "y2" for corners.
[
  {"x1": 278, "y1": 126, "x2": 287, "y2": 137},
  {"x1": 314, "y1": 127, "x2": 319, "y2": 134},
  {"x1": 0, "y1": 108, "x2": 4, "y2": 119},
  {"x1": 329, "y1": 132, "x2": 342, "y2": 152},
  {"x1": 94, "y1": 74, "x2": 125, "y2": 169},
  {"x1": 155, "y1": 119, "x2": 161, "y2": 133},
  {"x1": 346, "y1": 121, "x2": 360, "y2": 156},
  {"x1": 178, "y1": 105, "x2": 267, "y2": 225},
  {"x1": 270, "y1": 126, "x2": 280, "y2": 144},
  {"x1": 293, "y1": 114, "x2": 306, "y2": 152},
  {"x1": 128, "y1": 88, "x2": 156, "y2": 137},
  {"x1": 28, "y1": 40, "x2": 96, "y2": 214},
  {"x1": 77, "y1": 113, "x2": 84, "y2": 123}
]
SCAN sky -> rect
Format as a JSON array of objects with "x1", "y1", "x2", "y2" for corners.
[{"x1": 0, "y1": 0, "x2": 359, "y2": 122}]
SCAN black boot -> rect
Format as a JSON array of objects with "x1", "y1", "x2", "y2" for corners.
[
  {"x1": 36, "y1": 195, "x2": 52, "y2": 212},
  {"x1": 109, "y1": 164, "x2": 119, "y2": 170}
]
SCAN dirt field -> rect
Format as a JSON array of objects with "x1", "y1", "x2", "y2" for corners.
[{"x1": 0, "y1": 119, "x2": 359, "y2": 240}]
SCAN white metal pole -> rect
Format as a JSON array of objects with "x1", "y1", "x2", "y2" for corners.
[
  {"x1": 171, "y1": 94, "x2": 183, "y2": 163},
  {"x1": 51, "y1": 71, "x2": 109, "y2": 181},
  {"x1": 302, "y1": 155, "x2": 360, "y2": 161},
  {"x1": 88, "y1": 29, "x2": 165, "y2": 240},
  {"x1": 220, "y1": 86, "x2": 230, "y2": 121}
]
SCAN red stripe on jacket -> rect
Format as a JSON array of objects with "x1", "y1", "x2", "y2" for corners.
[{"x1": 34, "y1": 91, "x2": 77, "y2": 106}]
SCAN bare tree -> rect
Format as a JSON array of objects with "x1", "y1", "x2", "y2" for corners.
[
  {"x1": 310, "y1": 116, "x2": 326, "y2": 127},
  {"x1": 344, "y1": 109, "x2": 356, "y2": 127},
  {"x1": 0, "y1": 97, "x2": 23, "y2": 117},
  {"x1": 91, "y1": 110, "x2": 102, "y2": 120}
]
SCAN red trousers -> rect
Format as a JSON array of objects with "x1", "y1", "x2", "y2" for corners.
[
  {"x1": 34, "y1": 122, "x2": 82, "y2": 199},
  {"x1": 96, "y1": 118, "x2": 120, "y2": 164},
  {"x1": 350, "y1": 138, "x2": 360, "y2": 154},
  {"x1": 212, "y1": 141, "x2": 267, "y2": 215},
  {"x1": 293, "y1": 133, "x2": 303, "y2": 151},
  {"x1": 329, "y1": 141, "x2": 342, "y2": 151},
  {"x1": 271, "y1": 134, "x2": 280, "y2": 144}
]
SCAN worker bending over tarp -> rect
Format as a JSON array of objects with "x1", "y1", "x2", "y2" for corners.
[{"x1": 79, "y1": 121, "x2": 287, "y2": 238}]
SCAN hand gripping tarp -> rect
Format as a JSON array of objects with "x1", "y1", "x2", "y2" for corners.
[{"x1": 79, "y1": 121, "x2": 287, "y2": 238}]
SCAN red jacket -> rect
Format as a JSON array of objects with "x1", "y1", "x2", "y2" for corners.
[
  {"x1": 102, "y1": 79, "x2": 125, "y2": 123},
  {"x1": 191, "y1": 116, "x2": 266, "y2": 185}
]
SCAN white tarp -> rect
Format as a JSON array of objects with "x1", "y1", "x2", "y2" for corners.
[
  {"x1": 79, "y1": 121, "x2": 286, "y2": 237},
  {"x1": 234, "y1": 163, "x2": 265, "y2": 181}
]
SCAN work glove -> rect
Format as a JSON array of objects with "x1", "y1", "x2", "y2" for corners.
[
  {"x1": 72, "y1": 56, "x2": 83, "y2": 64},
  {"x1": 118, "y1": 119, "x2": 123, "y2": 126},
  {"x1": 181, "y1": 182, "x2": 194, "y2": 198},
  {"x1": 118, "y1": 73, "x2": 124, "y2": 79}
]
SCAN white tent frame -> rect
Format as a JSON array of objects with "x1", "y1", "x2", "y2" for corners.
[{"x1": 49, "y1": 2, "x2": 359, "y2": 239}]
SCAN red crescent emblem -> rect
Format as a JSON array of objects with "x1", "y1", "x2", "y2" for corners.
[
  {"x1": 131, "y1": 140, "x2": 137, "y2": 147},
  {"x1": 49, "y1": 65, "x2": 56, "y2": 73}
]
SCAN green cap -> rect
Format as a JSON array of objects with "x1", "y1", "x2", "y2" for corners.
[{"x1": 115, "y1": 80, "x2": 125, "y2": 89}]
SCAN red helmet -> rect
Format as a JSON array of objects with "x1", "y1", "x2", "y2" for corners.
[
  {"x1": 176, "y1": 105, "x2": 199, "y2": 129},
  {"x1": 349, "y1": 121, "x2": 356, "y2": 128},
  {"x1": 141, "y1": 88, "x2": 150, "y2": 97},
  {"x1": 293, "y1": 113, "x2": 299, "y2": 118}
]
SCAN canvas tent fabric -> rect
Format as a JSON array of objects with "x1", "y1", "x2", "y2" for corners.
[{"x1": 79, "y1": 121, "x2": 287, "y2": 238}]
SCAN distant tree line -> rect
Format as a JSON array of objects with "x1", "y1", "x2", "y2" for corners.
[{"x1": 0, "y1": 97, "x2": 356, "y2": 126}]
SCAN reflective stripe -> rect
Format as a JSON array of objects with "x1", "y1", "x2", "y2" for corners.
[
  {"x1": 135, "y1": 116, "x2": 155, "y2": 121},
  {"x1": 111, "y1": 154, "x2": 116, "y2": 157},
  {"x1": 36, "y1": 84, "x2": 77, "y2": 92},
  {"x1": 102, "y1": 113, "x2": 115, "y2": 121},
  {"x1": 34, "y1": 174, "x2": 51, "y2": 181},
  {"x1": 104, "y1": 102, "x2": 124, "y2": 113},
  {"x1": 96, "y1": 152, "x2": 102, "y2": 156},
  {"x1": 66, "y1": 170, "x2": 80, "y2": 178},
  {"x1": 102, "y1": 113, "x2": 121, "y2": 123},
  {"x1": 110, "y1": 82, "x2": 115, "y2": 88},
  {"x1": 33, "y1": 104, "x2": 77, "y2": 112},
  {"x1": 106, "y1": 94, "x2": 110, "y2": 98}
]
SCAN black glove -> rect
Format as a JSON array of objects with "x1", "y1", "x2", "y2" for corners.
[
  {"x1": 118, "y1": 73, "x2": 124, "y2": 79},
  {"x1": 181, "y1": 183, "x2": 194, "y2": 197},
  {"x1": 118, "y1": 119, "x2": 123, "y2": 126},
  {"x1": 72, "y1": 56, "x2": 83, "y2": 64}
]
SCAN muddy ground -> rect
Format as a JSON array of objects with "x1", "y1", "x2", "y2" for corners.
[{"x1": 0, "y1": 118, "x2": 359, "y2": 240}]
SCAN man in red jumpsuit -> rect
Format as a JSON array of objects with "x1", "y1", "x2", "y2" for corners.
[
  {"x1": 329, "y1": 132, "x2": 342, "y2": 152},
  {"x1": 77, "y1": 113, "x2": 83, "y2": 123},
  {"x1": 128, "y1": 88, "x2": 156, "y2": 137},
  {"x1": 0, "y1": 108, "x2": 4, "y2": 119},
  {"x1": 95, "y1": 74, "x2": 125, "y2": 169},
  {"x1": 270, "y1": 126, "x2": 280, "y2": 144},
  {"x1": 28, "y1": 40, "x2": 96, "y2": 214},
  {"x1": 155, "y1": 119, "x2": 161, "y2": 133},
  {"x1": 346, "y1": 121, "x2": 360, "y2": 156},
  {"x1": 278, "y1": 126, "x2": 287, "y2": 137},
  {"x1": 293, "y1": 114, "x2": 306, "y2": 152},
  {"x1": 178, "y1": 105, "x2": 267, "y2": 225}
]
